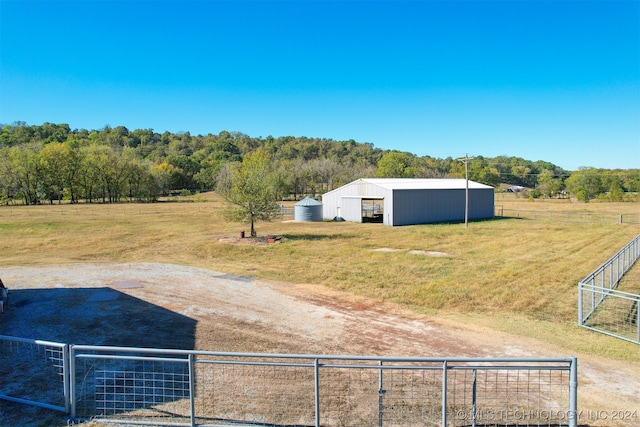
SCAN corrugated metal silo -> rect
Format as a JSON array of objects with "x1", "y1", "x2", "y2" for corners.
[{"x1": 294, "y1": 197, "x2": 323, "y2": 222}]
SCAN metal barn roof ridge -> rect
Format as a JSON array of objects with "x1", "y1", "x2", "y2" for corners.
[{"x1": 356, "y1": 178, "x2": 493, "y2": 190}]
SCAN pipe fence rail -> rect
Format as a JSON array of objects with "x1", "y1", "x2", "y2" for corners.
[
  {"x1": 578, "y1": 234, "x2": 640, "y2": 344},
  {"x1": 1, "y1": 337, "x2": 578, "y2": 427}
]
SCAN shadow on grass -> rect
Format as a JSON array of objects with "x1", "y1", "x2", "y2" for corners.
[
  {"x1": 1, "y1": 287, "x2": 196, "y2": 349},
  {"x1": 1, "y1": 287, "x2": 197, "y2": 423}
]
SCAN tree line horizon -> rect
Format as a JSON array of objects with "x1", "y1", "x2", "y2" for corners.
[{"x1": 1, "y1": 121, "x2": 638, "y2": 205}]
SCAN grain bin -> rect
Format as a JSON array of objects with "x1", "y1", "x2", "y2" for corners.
[{"x1": 294, "y1": 197, "x2": 323, "y2": 222}]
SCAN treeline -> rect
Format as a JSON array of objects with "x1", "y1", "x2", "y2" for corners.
[{"x1": 0, "y1": 122, "x2": 638, "y2": 204}]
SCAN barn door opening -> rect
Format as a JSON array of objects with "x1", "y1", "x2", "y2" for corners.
[{"x1": 362, "y1": 199, "x2": 384, "y2": 223}]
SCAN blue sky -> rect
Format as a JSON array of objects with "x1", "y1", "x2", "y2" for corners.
[{"x1": 1, "y1": 0, "x2": 638, "y2": 171}]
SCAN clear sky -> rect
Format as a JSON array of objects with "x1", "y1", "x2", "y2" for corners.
[{"x1": 1, "y1": 0, "x2": 638, "y2": 171}]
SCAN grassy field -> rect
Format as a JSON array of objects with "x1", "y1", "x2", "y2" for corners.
[{"x1": 1, "y1": 193, "x2": 639, "y2": 360}]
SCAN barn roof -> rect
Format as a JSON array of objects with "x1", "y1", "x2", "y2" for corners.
[{"x1": 356, "y1": 178, "x2": 493, "y2": 190}]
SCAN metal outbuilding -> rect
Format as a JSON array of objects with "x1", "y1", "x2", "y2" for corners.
[
  {"x1": 321, "y1": 178, "x2": 494, "y2": 226},
  {"x1": 294, "y1": 197, "x2": 323, "y2": 222}
]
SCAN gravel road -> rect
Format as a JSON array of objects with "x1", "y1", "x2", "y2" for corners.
[{"x1": 1, "y1": 263, "x2": 638, "y2": 426}]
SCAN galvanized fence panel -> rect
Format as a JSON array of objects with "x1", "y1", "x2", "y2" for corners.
[
  {"x1": 69, "y1": 345, "x2": 578, "y2": 427},
  {"x1": 194, "y1": 356, "x2": 316, "y2": 426},
  {"x1": 0, "y1": 335, "x2": 69, "y2": 412},
  {"x1": 280, "y1": 205, "x2": 294, "y2": 218},
  {"x1": 579, "y1": 285, "x2": 640, "y2": 344},
  {"x1": 495, "y1": 208, "x2": 640, "y2": 224},
  {"x1": 70, "y1": 346, "x2": 193, "y2": 425},
  {"x1": 578, "y1": 234, "x2": 640, "y2": 344},
  {"x1": 445, "y1": 363, "x2": 575, "y2": 426}
]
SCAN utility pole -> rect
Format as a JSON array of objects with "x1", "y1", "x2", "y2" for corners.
[{"x1": 457, "y1": 154, "x2": 474, "y2": 229}]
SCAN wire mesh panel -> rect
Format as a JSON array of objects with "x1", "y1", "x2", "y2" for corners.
[
  {"x1": 579, "y1": 285, "x2": 640, "y2": 343},
  {"x1": 193, "y1": 357, "x2": 316, "y2": 426},
  {"x1": 497, "y1": 209, "x2": 639, "y2": 225},
  {"x1": 0, "y1": 335, "x2": 68, "y2": 412},
  {"x1": 379, "y1": 364, "x2": 443, "y2": 426},
  {"x1": 73, "y1": 353, "x2": 192, "y2": 424},
  {"x1": 318, "y1": 362, "x2": 381, "y2": 426},
  {"x1": 446, "y1": 366, "x2": 572, "y2": 426}
]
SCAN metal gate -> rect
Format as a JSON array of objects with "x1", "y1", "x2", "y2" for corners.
[
  {"x1": 0, "y1": 335, "x2": 69, "y2": 412},
  {"x1": 69, "y1": 345, "x2": 578, "y2": 427},
  {"x1": 0, "y1": 337, "x2": 579, "y2": 426}
]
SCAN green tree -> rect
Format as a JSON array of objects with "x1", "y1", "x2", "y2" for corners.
[
  {"x1": 150, "y1": 161, "x2": 177, "y2": 196},
  {"x1": 38, "y1": 143, "x2": 77, "y2": 204},
  {"x1": 9, "y1": 144, "x2": 42, "y2": 204},
  {"x1": 79, "y1": 145, "x2": 129, "y2": 203},
  {"x1": 621, "y1": 169, "x2": 640, "y2": 193},
  {"x1": 510, "y1": 165, "x2": 532, "y2": 187},
  {"x1": 121, "y1": 148, "x2": 158, "y2": 202},
  {"x1": 78, "y1": 145, "x2": 104, "y2": 203},
  {"x1": 473, "y1": 166, "x2": 501, "y2": 187},
  {"x1": 565, "y1": 168, "x2": 604, "y2": 201},
  {"x1": 412, "y1": 156, "x2": 448, "y2": 178},
  {"x1": 216, "y1": 148, "x2": 283, "y2": 237},
  {"x1": 376, "y1": 151, "x2": 417, "y2": 178},
  {"x1": 601, "y1": 171, "x2": 625, "y2": 201},
  {"x1": 537, "y1": 169, "x2": 564, "y2": 198},
  {"x1": 0, "y1": 147, "x2": 15, "y2": 203}
]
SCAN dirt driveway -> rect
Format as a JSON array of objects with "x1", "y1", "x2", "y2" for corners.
[{"x1": 1, "y1": 263, "x2": 638, "y2": 426}]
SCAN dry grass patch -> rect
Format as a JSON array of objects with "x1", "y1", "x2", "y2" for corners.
[
  {"x1": 373, "y1": 248, "x2": 452, "y2": 257},
  {"x1": 1, "y1": 195, "x2": 639, "y2": 360}
]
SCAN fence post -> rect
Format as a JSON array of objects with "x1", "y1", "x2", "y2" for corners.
[
  {"x1": 442, "y1": 361, "x2": 448, "y2": 427},
  {"x1": 637, "y1": 302, "x2": 640, "y2": 345},
  {"x1": 69, "y1": 345, "x2": 76, "y2": 420},
  {"x1": 314, "y1": 358, "x2": 320, "y2": 427},
  {"x1": 63, "y1": 344, "x2": 70, "y2": 414},
  {"x1": 189, "y1": 353, "x2": 196, "y2": 427},
  {"x1": 378, "y1": 360, "x2": 384, "y2": 427},
  {"x1": 569, "y1": 356, "x2": 578, "y2": 427},
  {"x1": 578, "y1": 283, "x2": 583, "y2": 325},
  {"x1": 609, "y1": 262, "x2": 613, "y2": 289},
  {"x1": 471, "y1": 369, "x2": 477, "y2": 427}
]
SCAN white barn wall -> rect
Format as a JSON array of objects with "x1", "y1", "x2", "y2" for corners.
[
  {"x1": 341, "y1": 197, "x2": 366, "y2": 222},
  {"x1": 322, "y1": 180, "x2": 391, "y2": 223}
]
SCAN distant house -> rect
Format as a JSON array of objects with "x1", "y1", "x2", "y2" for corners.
[
  {"x1": 322, "y1": 178, "x2": 495, "y2": 226},
  {"x1": 506, "y1": 185, "x2": 525, "y2": 193}
]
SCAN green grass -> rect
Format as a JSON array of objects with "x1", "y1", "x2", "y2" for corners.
[{"x1": 1, "y1": 195, "x2": 639, "y2": 360}]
